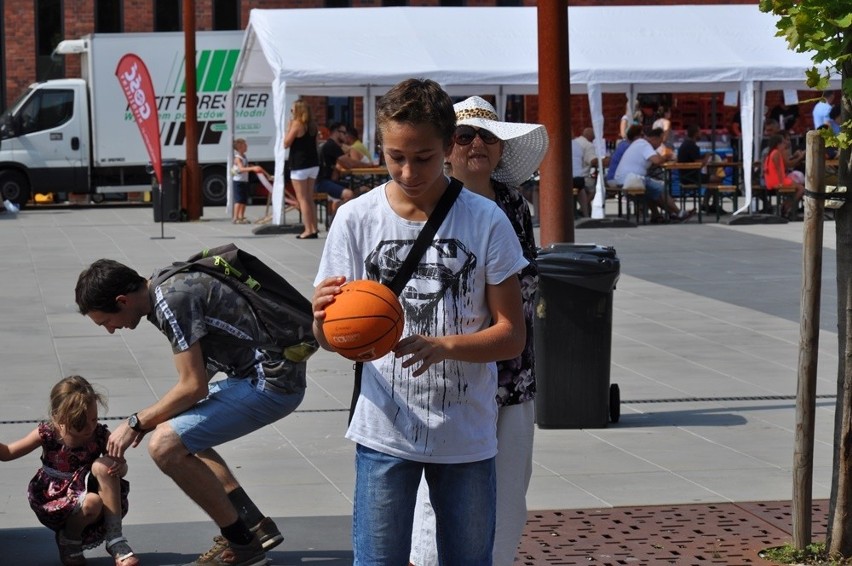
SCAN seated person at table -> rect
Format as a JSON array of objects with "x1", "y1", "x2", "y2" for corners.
[
  {"x1": 606, "y1": 125, "x2": 642, "y2": 186},
  {"x1": 344, "y1": 126, "x2": 375, "y2": 165},
  {"x1": 318, "y1": 122, "x2": 358, "y2": 216},
  {"x1": 763, "y1": 133, "x2": 804, "y2": 219},
  {"x1": 614, "y1": 128, "x2": 694, "y2": 223},
  {"x1": 676, "y1": 125, "x2": 716, "y2": 213}
]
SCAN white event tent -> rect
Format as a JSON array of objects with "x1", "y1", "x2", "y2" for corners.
[{"x1": 228, "y1": 5, "x2": 836, "y2": 224}]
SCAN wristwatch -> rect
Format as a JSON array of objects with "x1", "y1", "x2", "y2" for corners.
[{"x1": 127, "y1": 413, "x2": 143, "y2": 432}]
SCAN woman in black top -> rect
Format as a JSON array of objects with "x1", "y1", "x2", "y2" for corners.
[{"x1": 284, "y1": 100, "x2": 320, "y2": 239}]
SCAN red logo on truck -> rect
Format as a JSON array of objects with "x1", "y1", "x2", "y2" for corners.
[{"x1": 115, "y1": 54, "x2": 162, "y2": 185}]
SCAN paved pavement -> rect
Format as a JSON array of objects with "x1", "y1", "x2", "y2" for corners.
[{"x1": 0, "y1": 203, "x2": 840, "y2": 564}]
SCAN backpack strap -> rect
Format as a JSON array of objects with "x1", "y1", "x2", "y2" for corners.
[{"x1": 349, "y1": 177, "x2": 463, "y2": 424}]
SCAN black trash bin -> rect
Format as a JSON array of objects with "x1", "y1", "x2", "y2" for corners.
[
  {"x1": 150, "y1": 159, "x2": 184, "y2": 222},
  {"x1": 534, "y1": 243, "x2": 620, "y2": 429}
]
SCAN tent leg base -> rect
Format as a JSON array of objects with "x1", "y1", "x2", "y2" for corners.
[
  {"x1": 576, "y1": 217, "x2": 637, "y2": 229},
  {"x1": 723, "y1": 213, "x2": 788, "y2": 225},
  {"x1": 252, "y1": 223, "x2": 304, "y2": 235}
]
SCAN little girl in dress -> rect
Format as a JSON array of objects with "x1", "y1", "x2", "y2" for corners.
[{"x1": 0, "y1": 375, "x2": 138, "y2": 566}]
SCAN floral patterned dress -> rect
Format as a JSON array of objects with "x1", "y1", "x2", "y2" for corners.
[
  {"x1": 27, "y1": 422, "x2": 129, "y2": 548},
  {"x1": 493, "y1": 181, "x2": 539, "y2": 407}
]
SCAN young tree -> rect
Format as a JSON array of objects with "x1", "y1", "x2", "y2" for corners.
[{"x1": 759, "y1": 0, "x2": 852, "y2": 556}]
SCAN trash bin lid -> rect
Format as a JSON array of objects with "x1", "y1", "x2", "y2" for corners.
[
  {"x1": 160, "y1": 158, "x2": 185, "y2": 168},
  {"x1": 539, "y1": 243, "x2": 616, "y2": 259},
  {"x1": 536, "y1": 244, "x2": 620, "y2": 292}
]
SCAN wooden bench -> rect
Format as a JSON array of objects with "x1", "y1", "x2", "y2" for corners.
[
  {"x1": 773, "y1": 184, "x2": 799, "y2": 219},
  {"x1": 314, "y1": 192, "x2": 329, "y2": 227},
  {"x1": 703, "y1": 184, "x2": 739, "y2": 222},
  {"x1": 678, "y1": 183, "x2": 704, "y2": 223},
  {"x1": 605, "y1": 181, "x2": 647, "y2": 223},
  {"x1": 290, "y1": 192, "x2": 330, "y2": 227},
  {"x1": 605, "y1": 185, "x2": 647, "y2": 224}
]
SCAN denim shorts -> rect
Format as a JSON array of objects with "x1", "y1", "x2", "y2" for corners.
[
  {"x1": 170, "y1": 377, "x2": 304, "y2": 454},
  {"x1": 316, "y1": 178, "x2": 347, "y2": 200},
  {"x1": 233, "y1": 181, "x2": 249, "y2": 204},
  {"x1": 643, "y1": 177, "x2": 664, "y2": 201}
]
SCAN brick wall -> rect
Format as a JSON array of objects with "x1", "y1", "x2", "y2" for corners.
[
  {"x1": 123, "y1": 1, "x2": 153, "y2": 32},
  {"x1": 63, "y1": 0, "x2": 94, "y2": 78},
  {"x1": 4, "y1": 1, "x2": 37, "y2": 104}
]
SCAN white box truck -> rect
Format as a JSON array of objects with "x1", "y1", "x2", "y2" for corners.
[{"x1": 0, "y1": 31, "x2": 275, "y2": 207}]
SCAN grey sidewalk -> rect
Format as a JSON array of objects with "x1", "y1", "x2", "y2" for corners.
[{"x1": 0, "y1": 205, "x2": 839, "y2": 564}]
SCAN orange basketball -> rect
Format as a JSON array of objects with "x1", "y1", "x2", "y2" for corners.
[{"x1": 323, "y1": 279, "x2": 404, "y2": 362}]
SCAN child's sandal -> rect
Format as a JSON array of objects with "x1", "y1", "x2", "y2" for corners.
[
  {"x1": 55, "y1": 530, "x2": 86, "y2": 566},
  {"x1": 106, "y1": 536, "x2": 139, "y2": 566}
]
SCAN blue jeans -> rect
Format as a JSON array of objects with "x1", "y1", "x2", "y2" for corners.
[{"x1": 353, "y1": 444, "x2": 495, "y2": 565}]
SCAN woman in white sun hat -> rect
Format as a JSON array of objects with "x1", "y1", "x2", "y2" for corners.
[{"x1": 410, "y1": 96, "x2": 549, "y2": 566}]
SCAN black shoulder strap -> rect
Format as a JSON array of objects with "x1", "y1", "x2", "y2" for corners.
[
  {"x1": 349, "y1": 177, "x2": 463, "y2": 424},
  {"x1": 387, "y1": 176, "x2": 462, "y2": 295}
]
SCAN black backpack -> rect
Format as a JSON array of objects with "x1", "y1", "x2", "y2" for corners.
[{"x1": 151, "y1": 243, "x2": 317, "y2": 362}]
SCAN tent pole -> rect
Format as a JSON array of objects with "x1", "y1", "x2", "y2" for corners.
[{"x1": 364, "y1": 86, "x2": 372, "y2": 158}]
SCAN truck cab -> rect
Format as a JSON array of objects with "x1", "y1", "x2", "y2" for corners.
[{"x1": 0, "y1": 79, "x2": 89, "y2": 207}]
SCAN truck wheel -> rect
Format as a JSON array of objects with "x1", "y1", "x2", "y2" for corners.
[
  {"x1": 202, "y1": 168, "x2": 227, "y2": 206},
  {"x1": 0, "y1": 170, "x2": 31, "y2": 209}
]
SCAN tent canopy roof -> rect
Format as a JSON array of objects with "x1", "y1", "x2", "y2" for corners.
[{"x1": 234, "y1": 5, "x2": 830, "y2": 95}]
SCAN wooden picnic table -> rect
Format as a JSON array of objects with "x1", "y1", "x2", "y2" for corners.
[
  {"x1": 339, "y1": 165, "x2": 390, "y2": 191},
  {"x1": 662, "y1": 161, "x2": 743, "y2": 223}
]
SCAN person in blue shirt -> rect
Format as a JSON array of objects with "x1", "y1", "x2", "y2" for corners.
[{"x1": 605, "y1": 124, "x2": 642, "y2": 184}]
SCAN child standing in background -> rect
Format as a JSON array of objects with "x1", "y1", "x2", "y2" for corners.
[
  {"x1": 0, "y1": 375, "x2": 138, "y2": 566},
  {"x1": 232, "y1": 138, "x2": 268, "y2": 224}
]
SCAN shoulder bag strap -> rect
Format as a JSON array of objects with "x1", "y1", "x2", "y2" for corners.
[{"x1": 349, "y1": 177, "x2": 463, "y2": 424}]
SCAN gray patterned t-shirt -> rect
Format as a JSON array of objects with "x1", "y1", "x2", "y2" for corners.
[{"x1": 148, "y1": 270, "x2": 277, "y2": 379}]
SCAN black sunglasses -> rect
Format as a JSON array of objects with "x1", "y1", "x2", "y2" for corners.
[{"x1": 454, "y1": 125, "x2": 500, "y2": 146}]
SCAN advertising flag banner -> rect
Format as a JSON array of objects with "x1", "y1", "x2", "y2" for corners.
[{"x1": 115, "y1": 54, "x2": 162, "y2": 184}]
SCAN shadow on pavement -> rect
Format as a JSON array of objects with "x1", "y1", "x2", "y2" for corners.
[{"x1": 0, "y1": 515, "x2": 354, "y2": 565}]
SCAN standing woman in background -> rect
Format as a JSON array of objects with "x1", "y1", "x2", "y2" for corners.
[{"x1": 284, "y1": 100, "x2": 321, "y2": 239}]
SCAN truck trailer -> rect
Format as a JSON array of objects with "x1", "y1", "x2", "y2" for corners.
[{"x1": 0, "y1": 31, "x2": 275, "y2": 208}]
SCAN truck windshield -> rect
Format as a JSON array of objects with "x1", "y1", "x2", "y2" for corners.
[
  {"x1": 0, "y1": 86, "x2": 35, "y2": 140},
  {"x1": 1, "y1": 87, "x2": 74, "y2": 140}
]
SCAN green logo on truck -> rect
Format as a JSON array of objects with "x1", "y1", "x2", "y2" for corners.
[{"x1": 123, "y1": 49, "x2": 269, "y2": 147}]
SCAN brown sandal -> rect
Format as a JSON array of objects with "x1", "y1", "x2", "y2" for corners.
[
  {"x1": 106, "y1": 536, "x2": 139, "y2": 566},
  {"x1": 55, "y1": 530, "x2": 86, "y2": 566}
]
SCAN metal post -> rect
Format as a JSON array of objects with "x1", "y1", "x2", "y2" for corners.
[
  {"x1": 537, "y1": 1, "x2": 573, "y2": 246},
  {"x1": 183, "y1": 0, "x2": 202, "y2": 220}
]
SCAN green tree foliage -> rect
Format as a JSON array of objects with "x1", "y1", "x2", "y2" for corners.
[{"x1": 759, "y1": 0, "x2": 852, "y2": 147}]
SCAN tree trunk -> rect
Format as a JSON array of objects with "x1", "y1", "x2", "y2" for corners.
[
  {"x1": 793, "y1": 132, "x2": 825, "y2": 549},
  {"x1": 827, "y1": 55, "x2": 852, "y2": 555}
]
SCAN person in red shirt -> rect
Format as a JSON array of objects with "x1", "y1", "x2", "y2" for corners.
[{"x1": 762, "y1": 134, "x2": 804, "y2": 219}]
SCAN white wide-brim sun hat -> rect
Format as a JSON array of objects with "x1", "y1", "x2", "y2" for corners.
[{"x1": 453, "y1": 96, "x2": 549, "y2": 186}]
